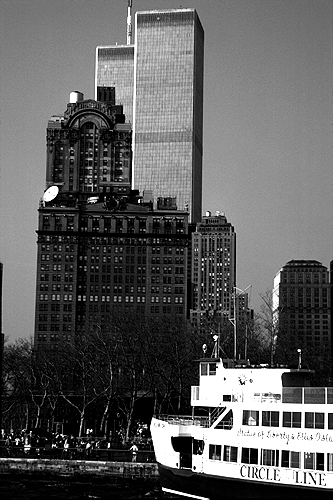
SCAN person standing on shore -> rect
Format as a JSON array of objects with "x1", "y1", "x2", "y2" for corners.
[{"x1": 129, "y1": 443, "x2": 138, "y2": 462}]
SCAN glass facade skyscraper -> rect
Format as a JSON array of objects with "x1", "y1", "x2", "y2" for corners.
[
  {"x1": 96, "y1": 8, "x2": 204, "y2": 223},
  {"x1": 95, "y1": 45, "x2": 134, "y2": 125}
]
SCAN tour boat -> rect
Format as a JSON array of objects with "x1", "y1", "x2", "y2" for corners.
[{"x1": 150, "y1": 355, "x2": 333, "y2": 498}]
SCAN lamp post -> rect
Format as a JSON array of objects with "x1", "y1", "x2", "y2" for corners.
[{"x1": 297, "y1": 349, "x2": 302, "y2": 370}]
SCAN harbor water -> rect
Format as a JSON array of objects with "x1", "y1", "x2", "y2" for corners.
[{"x1": 0, "y1": 473, "x2": 178, "y2": 499}]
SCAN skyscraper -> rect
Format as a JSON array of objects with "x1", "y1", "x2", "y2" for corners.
[
  {"x1": 96, "y1": 7, "x2": 204, "y2": 223},
  {"x1": 190, "y1": 211, "x2": 236, "y2": 323},
  {"x1": 95, "y1": 46, "x2": 134, "y2": 125}
]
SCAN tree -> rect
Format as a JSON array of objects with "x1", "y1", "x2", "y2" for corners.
[{"x1": 3, "y1": 338, "x2": 34, "y2": 430}]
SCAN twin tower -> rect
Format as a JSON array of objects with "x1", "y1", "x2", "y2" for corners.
[{"x1": 96, "y1": 8, "x2": 204, "y2": 223}]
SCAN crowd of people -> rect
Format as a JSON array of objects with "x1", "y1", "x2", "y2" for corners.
[{"x1": 0, "y1": 425, "x2": 154, "y2": 462}]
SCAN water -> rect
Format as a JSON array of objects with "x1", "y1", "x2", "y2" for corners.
[{"x1": 0, "y1": 474, "x2": 178, "y2": 499}]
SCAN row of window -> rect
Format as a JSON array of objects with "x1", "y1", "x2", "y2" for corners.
[
  {"x1": 39, "y1": 314, "x2": 72, "y2": 322},
  {"x1": 40, "y1": 284, "x2": 73, "y2": 292},
  {"x1": 209, "y1": 444, "x2": 333, "y2": 471},
  {"x1": 37, "y1": 333, "x2": 71, "y2": 342},
  {"x1": 40, "y1": 274, "x2": 73, "y2": 282},
  {"x1": 39, "y1": 294, "x2": 73, "y2": 301},
  {"x1": 41, "y1": 254, "x2": 74, "y2": 262},
  {"x1": 243, "y1": 410, "x2": 332, "y2": 429},
  {"x1": 40, "y1": 235, "x2": 186, "y2": 247},
  {"x1": 40, "y1": 265, "x2": 74, "y2": 272},
  {"x1": 76, "y1": 295, "x2": 184, "y2": 304},
  {"x1": 43, "y1": 219, "x2": 185, "y2": 233},
  {"x1": 39, "y1": 304, "x2": 72, "y2": 311},
  {"x1": 41, "y1": 245, "x2": 74, "y2": 252},
  {"x1": 38, "y1": 325, "x2": 72, "y2": 332},
  {"x1": 75, "y1": 264, "x2": 185, "y2": 275},
  {"x1": 283, "y1": 272, "x2": 327, "y2": 284}
]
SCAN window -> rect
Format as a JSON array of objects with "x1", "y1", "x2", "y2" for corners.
[
  {"x1": 200, "y1": 363, "x2": 216, "y2": 376},
  {"x1": 209, "y1": 444, "x2": 221, "y2": 461},
  {"x1": 209, "y1": 363, "x2": 216, "y2": 375},
  {"x1": 328, "y1": 414, "x2": 333, "y2": 429},
  {"x1": 262, "y1": 411, "x2": 279, "y2": 427},
  {"x1": 305, "y1": 412, "x2": 324, "y2": 429},
  {"x1": 242, "y1": 410, "x2": 259, "y2": 426},
  {"x1": 283, "y1": 412, "x2": 301, "y2": 428},
  {"x1": 328, "y1": 454, "x2": 333, "y2": 472},
  {"x1": 281, "y1": 450, "x2": 300, "y2": 468},
  {"x1": 223, "y1": 446, "x2": 237, "y2": 462},
  {"x1": 261, "y1": 449, "x2": 279, "y2": 466},
  {"x1": 241, "y1": 448, "x2": 258, "y2": 465},
  {"x1": 304, "y1": 452, "x2": 315, "y2": 470}
]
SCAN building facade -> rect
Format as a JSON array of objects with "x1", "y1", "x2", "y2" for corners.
[
  {"x1": 34, "y1": 93, "x2": 190, "y2": 349},
  {"x1": 273, "y1": 260, "x2": 331, "y2": 369},
  {"x1": 95, "y1": 8, "x2": 204, "y2": 223},
  {"x1": 190, "y1": 211, "x2": 236, "y2": 325}
]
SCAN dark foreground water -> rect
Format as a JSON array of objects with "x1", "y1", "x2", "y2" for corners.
[{"x1": 0, "y1": 474, "x2": 178, "y2": 499}]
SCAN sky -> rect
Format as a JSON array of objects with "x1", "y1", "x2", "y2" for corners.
[{"x1": 0, "y1": 0, "x2": 332, "y2": 342}]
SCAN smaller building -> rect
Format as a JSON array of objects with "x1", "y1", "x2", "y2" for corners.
[{"x1": 273, "y1": 260, "x2": 331, "y2": 373}]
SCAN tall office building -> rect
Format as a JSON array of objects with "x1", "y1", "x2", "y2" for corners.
[
  {"x1": 190, "y1": 211, "x2": 236, "y2": 324},
  {"x1": 273, "y1": 260, "x2": 331, "y2": 368},
  {"x1": 96, "y1": 46, "x2": 134, "y2": 125},
  {"x1": 96, "y1": 7, "x2": 204, "y2": 223},
  {"x1": 34, "y1": 92, "x2": 190, "y2": 349}
]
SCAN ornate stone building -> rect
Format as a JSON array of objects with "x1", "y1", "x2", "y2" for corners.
[{"x1": 34, "y1": 92, "x2": 190, "y2": 349}]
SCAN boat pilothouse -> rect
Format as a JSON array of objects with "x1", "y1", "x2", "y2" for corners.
[{"x1": 151, "y1": 356, "x2": 333, "y2": 499}]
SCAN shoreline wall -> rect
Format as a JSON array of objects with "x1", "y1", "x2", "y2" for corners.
[{"x1": 0, "y1": 458, "x2": 159, "y2": 479}]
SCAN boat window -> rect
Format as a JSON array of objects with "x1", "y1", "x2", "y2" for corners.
[
  {"x1": 216, "y1": 410, "x2": 233, "y2": 429},
  {"x1": 201, "y1": 363, "x2": 208, "y2": 376},
  {"x1": 241, "y1": 447, "x2": 258, "y2": 465},
  {"x1": 262, "y1": 411, "x2": 279, "y2": 427},
  {"x1": 209, "y1": 444, "x2": 221, "y2": 460},
  {"x1": 282, "y1": 411, "x2": 301, "y2": 428},
  {"x1": 281, "y1": 450, "x2": 300, "y2": 468},
  {"x1": 209, "y1": 363, "x2": 216, "y2": 375},
  {"x1": 328, "y1": 453, "x2": 333, "y2": 471},
  {"x1": 242, "y1": 410, "x2": 259, "y2": 426},
  {"x1": 223, "y1": 445, "x2": 237, "y2": 462},
  {"x1": 304, "y1": 452, "x2": 315, "y2": 470},
  {"x1": 305, "y1": 412, "x2": 324, "y2": 429},
  {"x1": 261, "y1": 449, "x2": 279, "y2": 467},
  {"x1": 328, "y1": 413, "x2": 333, "y2": 429},
  {"x1": 316, "y1": 453, "x2": 325, "y2": 471},
  {"x1": 200, "y1": 362, "x2": 216, "y2": 376}
]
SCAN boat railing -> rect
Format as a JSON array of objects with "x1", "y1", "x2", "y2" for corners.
[
  {"x1": 192, "y1": 386, "x2": 333, "y2": 405},
  {"x1": 156, "y1": 415, "x2": 210, "y2": 427}
]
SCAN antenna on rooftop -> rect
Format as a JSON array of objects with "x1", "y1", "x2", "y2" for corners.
[
  {"x1": 127, "y1": 0, "x2": 132, "y2": 45},
  {"x1": 229, "y1": 285, "x2": 252, "y2": 361}
]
